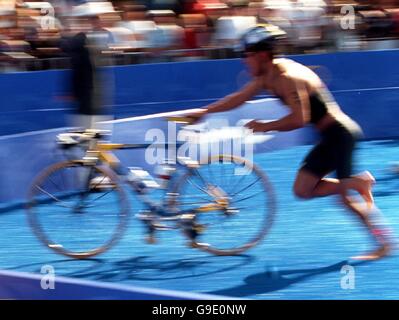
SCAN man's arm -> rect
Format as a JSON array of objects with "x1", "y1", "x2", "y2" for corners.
[
  {"x1": 186, "y1": 77, "x2": 263, "y2": 122},
  {"x1": 206, "y1": 77, "x2": 263, "y2": 114},
  {"x1": 247, "y1": 76, "x2": 311, "y2": 132}
]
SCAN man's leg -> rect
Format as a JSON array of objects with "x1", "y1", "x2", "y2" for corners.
[
  {"x1": 294, "y1": 165, "x2": 374, "y2": 206},
  {"x1": 294, "y1": 169, "x2": 375, "y2": 221},
  {"x1": 294, "y1": 169, "x2": 392, "y2": 260},
  {"x1": 339, "y1": 179, "x2": 392, "y2": 260},
  {"x1": 293, "y1": 169, "x2": 351, "y2": 199}
]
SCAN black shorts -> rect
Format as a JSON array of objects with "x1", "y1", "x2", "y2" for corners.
[{"x1": 301, "y1": 122, "x2": 359, "y2": 179}]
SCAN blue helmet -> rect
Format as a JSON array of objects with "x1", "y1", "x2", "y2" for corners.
[{"x1": 237, "y1": 25, "x2": 286, "y2": 54}]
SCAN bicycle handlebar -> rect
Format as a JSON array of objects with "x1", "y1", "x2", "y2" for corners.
[{"x1": 166, "y1": 116, "x2": 195, "y2": 124}]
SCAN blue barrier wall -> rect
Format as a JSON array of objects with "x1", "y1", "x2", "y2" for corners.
[
  {"x1": 1, "y1": 49, "x2": 399, "y2": 206},
  {"x1": 1, "y1": 49, "x2": 399, "y2": 137}
]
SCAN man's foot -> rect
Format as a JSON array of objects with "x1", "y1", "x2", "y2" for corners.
[
  {"x1": 351, "y1": 243, "x2": 392, "y2": 261},
  {"x1": 354, "y1": 171, "x2": 376, "y2": 209}
]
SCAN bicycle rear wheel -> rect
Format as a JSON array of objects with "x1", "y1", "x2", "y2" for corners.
[
  {"x1": 172, "y1": 154, "x2": 276, "y2": 255},
  {"x1": 26, "y1": 161, "x2": 129, "y2": 259}
]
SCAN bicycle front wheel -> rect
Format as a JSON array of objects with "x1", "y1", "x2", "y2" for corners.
[
  {"x1": 26, "y1": 161, "x2": 130, "y2": 259},
  {"x1": 173, "y1": 154, "x2": 276, "y2": 255}
]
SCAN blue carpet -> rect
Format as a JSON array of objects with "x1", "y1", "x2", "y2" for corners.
[{"x1": 1, "y1": 140, "x2": 399, "y2": 299}]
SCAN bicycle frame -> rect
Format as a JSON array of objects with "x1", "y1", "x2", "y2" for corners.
[{"x1": 83, "y1": 139, "x2": 223, "y2": 218}]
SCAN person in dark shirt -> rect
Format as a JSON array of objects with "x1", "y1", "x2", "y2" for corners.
[{"x1": 60, "y1": 13, "x2": 113, "y2": 130}]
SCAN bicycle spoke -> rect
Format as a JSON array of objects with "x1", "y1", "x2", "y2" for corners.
[
  {"x1": 231, "y1": 189, "x2": 266, "y2": 204},
  {"x1": 227, "y1": 169, "x2": 250, "y2": 195},
  {"x1": 178, "y1": 193, "x2": 213, "y2": 204},
  {"x1": 213, "y1": 161, "x2": 237, "y2": 194},
  {"x1": 224, "y1": 158, "x2": 245, "y2": 191},
  {"x1": 181, "y1": 200, "x2": 216, "y2": 207},
  {"x1": 83, "y1": 188, "x2": 115, "y2": 207},
  {"x1": 35, "y1": 186, "x2": 80, "y2": 209},
  {"x1": 229, "y1": 176, "x2": 261, "y2": 198},
  {"x1": 191, "y1": 166, "x2": 214, "y2": 187},
  {"x1": 47, "y1": 175, "x2": 65, "y2": 193},
  {"x1": 186, "y1": 175, "x2": 215, "y2": 198}
]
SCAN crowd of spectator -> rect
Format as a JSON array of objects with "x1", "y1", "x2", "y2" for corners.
[{"x1": 1, "y1": 0, "x2": 399, "y2": 71}]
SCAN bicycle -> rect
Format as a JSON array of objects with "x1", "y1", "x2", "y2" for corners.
[{"x1": 25, "y1": 117, "x2": 277, "y2": 259}]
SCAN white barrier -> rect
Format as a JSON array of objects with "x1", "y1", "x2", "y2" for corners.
[{"x1": 0, "y1": 98, "x2": 316, "y2": 208}]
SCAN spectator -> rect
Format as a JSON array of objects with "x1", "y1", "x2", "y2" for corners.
[{"x1": 61, "y1": 3, "x2": 115, "y2": 130}]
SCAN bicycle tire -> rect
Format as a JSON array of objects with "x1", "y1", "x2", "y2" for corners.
[
  {"x1": 172, "y1": 154, "x2": 277, "y2": 256},
  {"x1": 26, "y1": 160, "x2": 130, "y2": 259}
]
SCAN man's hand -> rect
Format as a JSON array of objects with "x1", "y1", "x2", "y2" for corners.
[
  {"x1": 245, "y1": 120, "x2": 268, "y2": 133},
  {"x1": 184, "y1": 109, "x2": 208, "y2": 124}
]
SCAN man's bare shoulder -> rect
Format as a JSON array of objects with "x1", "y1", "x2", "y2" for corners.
[{"x1": 274, "y1": 58, "x2": 323, "y2": 88}]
